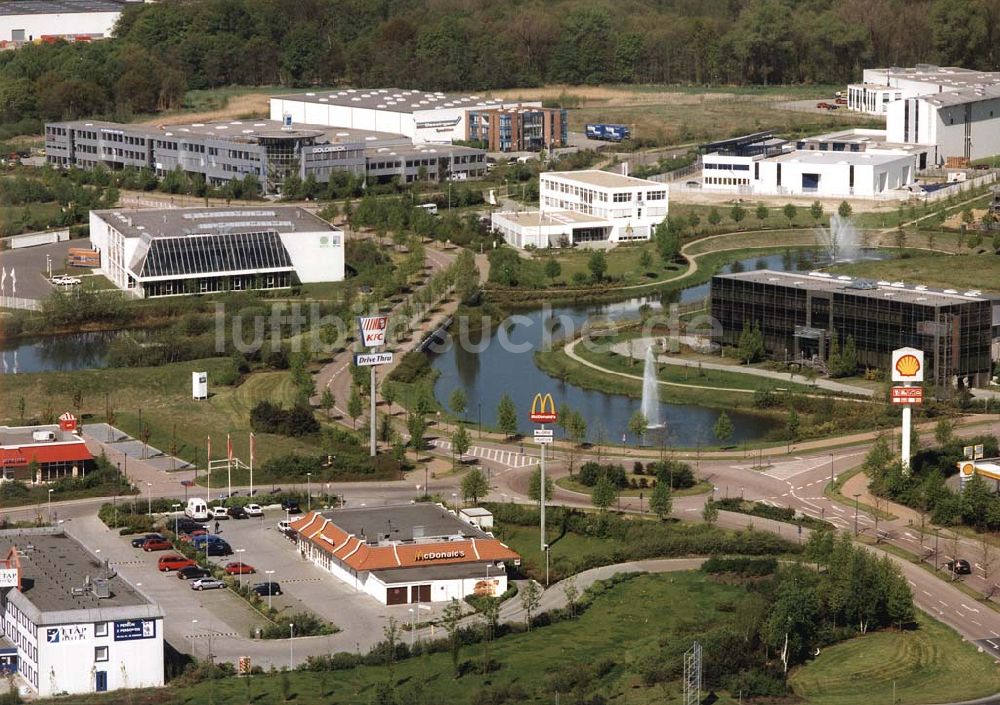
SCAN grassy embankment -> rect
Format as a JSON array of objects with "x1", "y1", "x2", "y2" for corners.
[
  {"x1": 554, "y1": 475, "x2": 713, "y2": 499},
  {"x1": 828, "y1": 253, "x2": 1000, "y2": 293}
]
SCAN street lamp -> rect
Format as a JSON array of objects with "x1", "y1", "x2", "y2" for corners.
[
  {"x1": 289, "y1": 623, "x2": 294, "y2": 671},
  {"x1": 853, "y1": 493, "x2": 861, "y2": 535},
  {"x1": 408, "y1": 608, "x2": 416, "y2": 647},
  {"x1": 234, "y1": 548, "x2": 246, "y2": 588},
  {"x1": 306, "y1": 473, "x2": 312, "y2": 512},
  {"x1": 265, "y1": 570, "x2": 276, "y2": 611},
  {"x1": 47, "y1": 488, "x2": 53, "y2": 524},
  {"x1": 172, "y1": 503, "x2": 181, "y2": 535},
  {"x1": 146, "y1": 482, "x2": 153, "y2": 516}
]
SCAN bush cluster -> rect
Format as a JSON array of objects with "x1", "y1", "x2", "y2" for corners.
[{"x1": 249, "y1": 401, "x2": 320, "y2": 436}]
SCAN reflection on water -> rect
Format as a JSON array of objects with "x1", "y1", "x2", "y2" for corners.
[{"x1": 0, "y1": 331, "x2": 120, "y2": 374}]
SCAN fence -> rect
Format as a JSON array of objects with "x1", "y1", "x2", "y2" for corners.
[{"x1": 0, "y1": 296, "x2": 41, "y2": 311}]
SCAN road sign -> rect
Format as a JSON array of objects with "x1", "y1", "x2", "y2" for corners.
[
  {"x1": 354, "y1": 352, "x2": 393, "y2": 367},
  {"x1": 357, "y1": 315, "x2": 389, "y2": 348},
  {"x1": 534, "y1": 429, "x2": 553, "y2": 437},
  {"x1": 891, "y1": 347, "x2": 924, "y2": 383},
  {"x1": 534, "y1": 436, "x2": 553, "y2": 444},
  {"x1": 529, "y1": 393, "x2": 557, "y2": 423},
  {"x1": 238, "y1": 656, "x2": 252, "y2": 675},
  {"x1": 975, "y1": 443, "x2": 985, "y2": 460},
  {"x1": 890, "y1": 386, "x2": 923, "y2": 404}
]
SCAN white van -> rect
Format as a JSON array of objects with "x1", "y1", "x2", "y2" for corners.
[
  {"x1": 418, "y1": 203, "x2": 438, "y2": 216},
  {"x1": 185, "y1": 498, "x2": 209, "y2": 522}
]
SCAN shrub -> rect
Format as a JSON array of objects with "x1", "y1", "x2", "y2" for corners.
[{"x1": 249, "y1": 401, "x2": 320, "y2": 436}]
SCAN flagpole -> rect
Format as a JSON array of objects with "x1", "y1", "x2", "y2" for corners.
[
  {"x1": 227, "y1": 433, "x2": 232, "y2": 500},
  {"x1": 249, "y1": 433, "x2": 254, "y2": 499},
  {"x1": 206, "y1": 435, "x2": 211, "y2": 508}
]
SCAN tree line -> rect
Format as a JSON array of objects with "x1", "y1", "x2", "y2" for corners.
[{"x1": 3, "y1": 0, "x2": 997, "y2": 129}]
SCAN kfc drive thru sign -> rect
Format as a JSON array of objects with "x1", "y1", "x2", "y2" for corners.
[{"x1": 357, "y1": 315, "x2": 388, "y2": 348}]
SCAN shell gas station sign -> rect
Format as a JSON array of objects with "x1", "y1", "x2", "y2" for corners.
[{"x1": 891, "y1": 347, "x2": 924, "y2": 405}]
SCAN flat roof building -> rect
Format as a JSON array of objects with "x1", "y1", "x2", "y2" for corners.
[
  {"x1": 0, "y1": 529, "x2": 164, "y2": 697},
  {"x1": 0, "y1": 415, "x2": 92, "y2": 483},
  {"x1": 492, "y1": 169, "x2": 668, "y2": 249},
  {"x1": 89, "y1": 206, "x2": 344, "y2": 298},
  {"x1": 0, "y1": 0, "x2": 126, "y2": 47},
  {"x1": 290, "y1": 504, "x2": 519, "y2": 605},
  {"x1": 710, "y1": 270, "x2": 995, "y2": 387},
  {"x1": 848, "y1": 65, "x2": 1000, "y2": 115}
]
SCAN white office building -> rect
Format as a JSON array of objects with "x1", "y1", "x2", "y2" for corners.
[
  {"x1": 492, "y1": 169, "x2": 668, "y2": 249},
  {"x1": 89, "y1": 206, "x2": 345, "y2": 298},
  {"x1": 0, "y1": 0, "x2": 127, "y2": 47},
  {"x1": 270, "y1": 89, "x2": 542, "y2": 145},
  {"x1": 0, "y1": 529, "x2": 164, "y2": 697},
  {"x1": 848, "y1": 65, "x2": 1000, "y2": 115}
]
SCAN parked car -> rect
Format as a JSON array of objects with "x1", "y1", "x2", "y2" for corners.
[
  {"x1": 205, "y1": 541, "x2": 232, "y2": 557},
  {"x1": 244, "y1": 503, "x2": 263, "y2": 517},
  {"x1": 174, "y1": 518, "x2": 203, "y2": 534},
  {"x1": 191, "y1": 577, "x2": 226, "y2": 591},
  {"x1": 210, "y1": 506, "x2": 229, "y2": 520},
  {"x1": 224, "y1": 562, "x2": 256, "y2": 575},
  {"x1": 946, "y1": 559, "x2": 972, "y2": 575},
  {"x1": 227, "y1": 505, "x2": 248, "y2": 520},
  {"x1": 51, "y1": 275, "x2": 81, "y2": 286},
  {"x1": 281, "y1": 499, "x2": 301, "y2": 514},
  {"x1": 158, "y1": 555, "x2": 196, "y2": 572},
  {"x1": 131, "y1": 533, "x2": 165, "y2": 548},
  {"x1": 277, "y1": 520, "x2": 292, "y2": 532},
  {"x1": 816, "y1": 101, "x2": 831, "y2": 109},
  {"x1": 252, "y1": 582, "x2": 282, "y2": 597},
  {"x1": 176, "y1": 566, "x2": 212, "y2": 581},
  {"x1": 142, "y1": 538, "x2": 173, "y2": 552},
  {"x1": 180, "y1": 529, "x2": 208, "y2": 543}
]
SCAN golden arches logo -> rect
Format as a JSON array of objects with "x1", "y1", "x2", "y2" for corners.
[
  {"x1": 529, "y1": 393, "x2": 558, "y2": 423},
  {"x1": 894, "y1": 354, "x2": 921, "y2": 377}
]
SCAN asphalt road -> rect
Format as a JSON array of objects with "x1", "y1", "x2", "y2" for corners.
[{"x1": 0, "y1": 239, "x2": 79, "y2": 300}]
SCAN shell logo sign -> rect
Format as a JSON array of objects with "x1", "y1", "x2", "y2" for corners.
[
  {"x1": 961, "y1": 463, "x2": 975, "y2": 477},
  {"x1": 891, "y1": 347, "x2": 924, "y2": 383}
]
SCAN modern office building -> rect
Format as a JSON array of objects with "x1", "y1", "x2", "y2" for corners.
[
  {"x1": 0, "y1": 529, "x2": 164, "y2": 697},
  {"x1": 466, "y1": 106, "x2": 567, "y2": 152},
  {"x1": 270, "y1": 88, "x2": 561, "y2": 152},
  {"x1": 710, "y1": 270, "x2": 995, "y2": 387},
  {"x1": 290, "y1": 504, "x2": 519, "y2": 605},
  {"x1": 0, "y1": 0, "x2": 127, "y2": 47},
  {"x1": 848, "y1": 66, "x2": 1000, "y2": 115},
  {"x1": 89, "y1": 206, "x2": 344, "y2": 298},
  {"x1": 0, "y1": 416, "x2": 93, "y2": 483},
  {"x1": 365, "y1": 143, "x2": 487, "y2": 184},
  {"x1": 491, "y1": 169, "x2": 668, "y2": 248}
]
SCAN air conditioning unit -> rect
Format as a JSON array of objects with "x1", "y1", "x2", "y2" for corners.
[{"x1": 92, "y1": 579, "x2": 111, "y2": 599}]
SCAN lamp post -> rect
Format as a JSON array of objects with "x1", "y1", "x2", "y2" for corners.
[
  {"x1": 47, "y1": 488, "x2": 53, "y2": 524},
  {"x1": 408, "y1": 608, "x2": 416, "y2": 647},
  {"x1": 146, "y1": 482, "x2": 152, "y2": 516},
  {"x1": 172, "y1": 503, "x2": 181, "y2": 535},
  {"x1": 307, "y1": 473, "x2": 312, "y2": 512},
  {"x1": 829, "y1": 453, "x2": 834, "y2": 487},
  {"x1": 234, "y1": 548, "x2": 246, "y2": 588},
  {"x1": 265, "y1": 570, "x2": 275, "y2": 611},
  {"x1": 853, "y1": 493, "x2": 861, "y2": 535},
  {"x1": 289, "y1": 623, "x2": 294, "y2": 671},
  {"x1": 478, "y1": 403, "x2": 482, "y2": 439}
]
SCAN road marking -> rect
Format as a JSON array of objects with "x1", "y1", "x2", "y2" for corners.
[
  {"x1": 831, "y1": 506, "x2": 845, "y2": 513},
  {"x1": 938, "y1": 600, "x2": 948, "y2": 607},
  {"x1": 961, "y1": 604, "x2": 980, "y2": 614},
  {"x1": 973, "y1": 620, "x2": 982, "y2": 627},
  {"x1": 907, "y1": 580, "x2": 916, "y2": 587},
  {"x1": 922, "y1": 590, "x2": 933, "y2": 597},
  {"x1": 988, "y1": 640, "x2": 999, "y2": 650}
]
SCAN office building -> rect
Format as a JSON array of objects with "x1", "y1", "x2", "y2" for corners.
[
  {"x1": 0, "y1": 0, "x2": 127, "y2": 47},
  {"x1": 290, "y1": 504, "x2": 519, "y2": 605},
  {"x1": 848, "y1": 65, "x2": 1000, "y2": 115},
  {"x1": 89, "y1": 206, "x2": 344, "y2": 298},
  {"x1": 365, "y1": 143, "x2": 487, "y2": 184},
  {"x1": 466, "y1": 106, "x2": 567, "y2": 152},
  {"x1": 710, "y1": 270, "x2": 995, "y2": 387},
  {"x1": 0, "y1": 415, "x2": 92, "y2": 483},
  {"x1": 491, "y1": 169, "x2": 668, "y2": 248},
  {"x1": 0, "y1": 529, "x2": 164, "y2": 697}
]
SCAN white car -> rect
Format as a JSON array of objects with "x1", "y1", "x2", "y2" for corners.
[
  {"x1": 277, "y1": 520, "x2": 292, "y2": 532},
  {"x1": 209, "y1": 506, "x2": 229, "y2": 520},
  {"x1": 51, "y1": 275, "x2": 81, "y2": 286},
  {"x1": 244, "y1": 503, "x2": 263, "y2": 517}
]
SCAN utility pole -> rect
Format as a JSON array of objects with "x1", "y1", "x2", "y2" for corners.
[{"x1": 370, "y1": 364, "x2": 376, "y2": 457}]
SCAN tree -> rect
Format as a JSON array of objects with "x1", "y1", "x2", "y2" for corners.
[
  {"x1": 16, "y1": 396, "x2": 25, "y2": 425},
  {"x1": 783, "y1": 203, "x2": 797, "y2": 226},
  {"x1": 591, "y1": 473, "x2": 618, "y2": 512},
  {"x1": 627, "y1": 410, "x2": 647, "y2": 446},
  {"x1": 649, "y1": 480, "x2": 672, "y2": 520},
  {"x1": 588, "y1": 249, "x2": 608, "y2": 282},
  {"x1": 407, "y1": 414, "x2": 427, "y2": 457},
  {"x1": 737, "y1": 320, "x2": 765, "y2": 364},
  {"x1": 381, "y1": 384, "x2": 396, "y2": 415},
  {"x1": 449, "y1": 388, "x2": 468, "y2": 419},
  {"x1": 544, "y1": 258, "x2": 562, "y2": 282},
  {"x1": 638, "y1": 249, "x2": 653, "y2": 270},
  {"x1": 707, "y1": 207, "x2": 722, "y2": 227},
  {"x1": 934, "y1": 418, "x2": 955, "y2": 446},
  {"x1": 496, "y1": 394, "x2": 518, "y2": 438},
  {"x1": 528, "y1": 466, "x2": 554, "y2": 506},
  {"x1": 702, "y1": 497, "x2": 719, "y2": 525},
  {"x1": 442, "y1": 598, "x2": 464, "y2": 676},
  {"x1": 730, "y1": 204, "x2": 746, "y2": 227},
  {"x1": 460, "y1": 468, "x2": 488, "y2": 504},
  {"x1": 713, "y1": 411, "x2": 734, "y2": 445},
  {"x1": 755, "y1": 203, "x2": 768, "y2": 224},
  {"x1": 654, "y1": 218, "x2": 680, "y2": 263},
  {"x1": 838, "y1": 201, "x2": 853, "y2": 219},
  {"x1": 785, "y1": 408, "x2": 800, "y2": 443},
  {"x1": 320, "y1": 389, "x2": 335, "y2": 419},
  {"x1": 452, "y1": 425, "x2": 471, "y2": 469},
  {"x1": 519, "y1": 580, "x2": 542, "y2": 630},
  {"x1": 809, "y1": 200, "x2": 823, "y2": 222},
  {"x1": 563, "y1": 577, "x2": 580, "y2": 618},
  {"x1": 347, "y1": 387, "x2": 363, "y2": 429}
]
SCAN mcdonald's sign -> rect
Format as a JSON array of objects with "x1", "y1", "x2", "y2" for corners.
[{"x1": 529, "y1": 393, "x2": 557, "y2": 423}]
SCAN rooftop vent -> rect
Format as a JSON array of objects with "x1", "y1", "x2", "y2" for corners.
[{"x1": 92, "y1": 578, "x2": 111, "y2": 599}]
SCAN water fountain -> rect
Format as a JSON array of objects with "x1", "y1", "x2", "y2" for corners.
[
  {"x1": 641, "y1": 343, "x2": 663, "y2": 428},
  {"x1": 816, "y1": 213, "x2": 861, "y2": 262}
]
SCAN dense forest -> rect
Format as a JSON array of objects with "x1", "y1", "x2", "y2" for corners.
[{"x1": 1, "y1": 0, "x2": 999, "y2": 132}]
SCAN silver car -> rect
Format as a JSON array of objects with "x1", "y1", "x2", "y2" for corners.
[{"x1": 190, "y1": 577, "x2": 226, "y2": 591}]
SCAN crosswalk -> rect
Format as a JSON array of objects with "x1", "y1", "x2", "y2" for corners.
[{"x1": 431, "y1": 439, "x2": 538, "y2": 468}]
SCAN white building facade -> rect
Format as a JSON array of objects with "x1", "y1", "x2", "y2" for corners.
[
  {"x1": 0, "y1": 0, "x2": 125, "y2": 46},
  {"x1": 886, "y1": 85, "x2": 1000, "y2": 165},
  {"x1": 848, "y1": 66, "x2": 1000, "y2": 115}
]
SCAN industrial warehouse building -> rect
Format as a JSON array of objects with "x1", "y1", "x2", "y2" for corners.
[
  {"x1": 710, "y1": 270, "x2": 997, "y2": 388},
  {"x1": 0, "y1": 529, "x2": 164, "y2": 697},
  {"x1": 290, "y1": 504, "x2": 519, "y2": 605},
  {"x1": 270, "y1": 88, "x2": 566, "y2": 152},
  {"x1": 491, "y1": 170, "x2": 668, "y2": 248},
  {"x1": 89, "y1": 206, "x2": 344, "y2": 298},
  {"x1": 45, "y1": 119, "x2": 486, "y2": 195},
  {"x1": 0, "y1": 0, "x2": 128, "y2": 47},
  {"x1": 0, "y1": 415, "x2": 92, "y2": 483},
  {"x1": 848, "y1": 65, "x2": 1000, "y2": 116}
]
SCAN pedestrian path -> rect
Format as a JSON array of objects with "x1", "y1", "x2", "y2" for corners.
[
  {"x1": 85, "y1": 423, "x2": 193, "y2": 471},
  {"x1": 431, "y1": 439, "x2": 539, "y2": 468}
]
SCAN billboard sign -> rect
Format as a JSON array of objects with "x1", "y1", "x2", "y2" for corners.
[
  {"x1": 355, "y1": 352, "x2": 393, "y2": 367},
  {"x1": 890, "y1": 386, "x2": 923, "y2": 405},
  {"x1": 529, "y1": 393, "x2": 557, "y2": 423},
  {"x1": 114, "y1": 619, "x2": 156, "y2": 641},
  {"x1": 357, "y1": 316, "x2": 389, "y2": 348},
  {"x1": 891, "y1": 347, "x2": 924, "y2": 383},
  {"x1": 0, "y1": 569, "x2": 18, "y2": 588}
]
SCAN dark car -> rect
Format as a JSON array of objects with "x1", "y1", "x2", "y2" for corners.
[
  {"x1": 946, "y1": 559, "x2": 972, "y2": 575},
  {"x1": 227, "y1": 505, "x2": 249, "y2": 520},
  {"x1": 175, "y1": 518, "x2": 202, "y2": 534},
  {"x1": 252, "y1": 582, "x2": 282, "y2": 597},
  {"x1": 280, "y1": 499, "x2": 301, "y2": 514},
  {"x1": 131, "y1": 533, "x2": 165, "y2": 548},
  {"x1": 176, "y1": 566, "x2": 212, "y2": 581},
  {"x1": 205, "y1": 541, "x2": 232, "y2": 557}
]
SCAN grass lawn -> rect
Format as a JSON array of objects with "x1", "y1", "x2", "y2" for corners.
[
  {"x1": 789, "y1": 613, "x2": 1000, "y2": 705},
  {"x1": 828, "y1": 253, "x2": 1000, "y2": 294},
  {"x1": 555, "y1": 475, "x2": 713, "y2": 499},
  {"x1": 545, "y1": 243, "x2": 684, "y2": 286}
]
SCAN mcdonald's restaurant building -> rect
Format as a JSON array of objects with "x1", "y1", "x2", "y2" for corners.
[{"x1": 290, "y1": 504, "x2": 520, "y2": 605}]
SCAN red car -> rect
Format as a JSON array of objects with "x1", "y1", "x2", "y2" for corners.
[
  {"x1": 158, "y1": 555, "x2": 196, "y2": 572},
  {"x1": 180, "y1": 530, "x2": 207, "y2": 543},
  {"x1": 224, "y1": 561, "x2": 256, "y2": 575},
  {"x1": 143, "y1": 538, "x2": 173, "y2": 552}
]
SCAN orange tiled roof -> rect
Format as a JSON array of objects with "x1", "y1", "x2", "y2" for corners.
[{"x1": 290, "y1": 511, "x2": 519, "y2": 572}]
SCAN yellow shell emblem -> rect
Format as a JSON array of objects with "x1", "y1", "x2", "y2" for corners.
[
  {"x1": 962, "y1": 463, "x2": 975, "y2": 476},
  {"x1": 895, "y1": 354, "x2": 920, "y2": 377}
]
